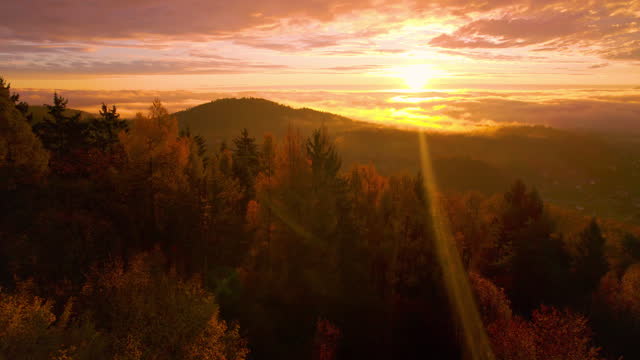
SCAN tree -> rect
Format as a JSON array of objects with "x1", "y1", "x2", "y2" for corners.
[
  {"x1": 620, "y1": 263, "x2": 640, "y2": 317},
  {"x1": 180, "y1": 128, "x2": 209, "y2": 190},
  {"x1": 492, "y1": 180, "x2": 571, "y2": 312},
  {"x1": 31, "y1": 92, "x2": 97, "y2": 177},
  {"x1": 203, "y1": 145, "x2": 245, "y2": 268},
  {"x1": 0, "y1": 284, "x2": 105, "y2": 360},
  {"x1": 232, "y1": 128, "x2": 260, "y2": 204},
  {"x1": 254, "y1": 134, "x2": 278, "y2": 270},
  {"x1": 573, "y1": 219, "x2": 609, "y2": 301},
  {"x1": 0, "y1": 78, "x2": 49, "y2": 184},
  {"x1": 259, "y1": 134, "x2": 276, "y2": 179},
  {"x1": 530, "y1": 306, "x2": 602, "y2": 360},
  {"x1": 306, "y1": 127, "x2": 341, "y2": 190},
  {"x1": 488, "y1": 306, "x2": 603, "y2": 360},
  {"x1": 121, "y1": 99, "x2": 190, "y2": 192},
  {"x1": 348, "y1": 164, "x2": 387, "y2": 237},
  {"x1": 81, "y1": 252, "x2": 248, "y2": 360},
  {"x1": 119, "y1": 99, "x2": 191, "y2": 250},
  {"x1": 304, "y1": 127, "x2": 346, "y2": 240},
  {"x1": 444, "y1": 192, "x2": 495, "y2": 272},
  {"x1": 495, "y1": 180, "x2": 544, "y2": 265},
  {"x1": 87, "y1": 103, "x2": 128, "y2": 151},
  {"x1": 33, "y1": 93, "x2": 87, "y2": 156},
  {"x1": 469, "y1": 272, "x2": 512, "y2": 326}
]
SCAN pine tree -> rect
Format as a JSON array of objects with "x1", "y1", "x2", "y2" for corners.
[
  {"x1": 306, "y1": 127, "x2": 341, "y2": 190},
  {"x1": 232, "y1": 128, "x2": 260, "y2": 206},
  {"x1": 573, "y1": 218, "x2": 608, "y2": 298},
  {"x1": 33, "y1": 93, "x2": 87, "y2": 156},
  {"x1": 88, "y1": 103, "x2": 128, "y2": 151}
]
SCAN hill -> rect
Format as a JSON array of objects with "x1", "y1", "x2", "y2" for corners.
[
  {"x1": 340, "y1": 125, "x2": 640, "y2": 223},
  {"x1": 171, "y1": 97, "x2": 640, "y2": 224},
  {"x1": 174, "y1": 97, "x2": 365, "y2": 143}
]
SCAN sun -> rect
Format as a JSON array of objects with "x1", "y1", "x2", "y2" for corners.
[{"x1": 393, "y1": 65, "x2": 444, "y2": 91}]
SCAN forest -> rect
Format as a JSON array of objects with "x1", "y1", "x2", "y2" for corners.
[{"x1": 2, "y1": 76, "x2": 640, "y2": 360}]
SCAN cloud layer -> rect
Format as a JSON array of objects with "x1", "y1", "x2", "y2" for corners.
[
  {"x1": 13, "y1": 87, "x2": 640, "y2": 132},
  {"x1": 2, "y1": 0, "x2": 639, "y2": 133},
  {"x1": 1, "y1": 0, "x2": 639, "y2": 77}
]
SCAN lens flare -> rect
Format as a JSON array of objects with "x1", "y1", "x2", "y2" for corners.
[{"x1": 418, "y1": 131, "x2": 495, "y2": 360}]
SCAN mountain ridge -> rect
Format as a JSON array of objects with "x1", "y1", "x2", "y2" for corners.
[{"x1": 173, "y1": 97, "x2": 367, "y2": 144}]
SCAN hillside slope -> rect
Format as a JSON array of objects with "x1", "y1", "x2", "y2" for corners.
[
  {"x1": 174, "y1": 97, "x2": 364, "y2": 143},
  {"x1": 171, "y1": 97, "x2": 640, "y2": 224}
]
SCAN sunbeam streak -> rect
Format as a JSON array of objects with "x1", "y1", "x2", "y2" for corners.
[{"x1": 418, "y1": 131, "x2": 495, "y2": 360}]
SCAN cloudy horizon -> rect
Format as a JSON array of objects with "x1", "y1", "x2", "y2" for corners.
[{"x1": 2, "y1": 0, "x2": 639, "y2": 130}]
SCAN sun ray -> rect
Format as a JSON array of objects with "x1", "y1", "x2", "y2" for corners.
[{"x1": 417, "y1": 131, "x2": 495, "y2": 360}]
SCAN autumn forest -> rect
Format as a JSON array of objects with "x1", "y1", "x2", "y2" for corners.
[{"x1": 2, "y1": 74, "x2": 640, "y2": 360}]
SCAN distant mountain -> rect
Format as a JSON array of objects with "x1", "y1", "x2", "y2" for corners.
[
  {"x1": 172, "y1": 97, "x2": 640, "y2": 224},
  {"x1": 173, "y1": 97, "x2": 366, "y2": 143}
]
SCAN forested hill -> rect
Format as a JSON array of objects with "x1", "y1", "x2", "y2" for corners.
[
  {"x1": 170, "y1": 97, "x2": 640, "y2": 224},
  {"x1": 174, "y1": 97, "x2": 363, "y2": 142},
  {"x1": 3, "y1": 81, "x2": 640, "y2": 359},
  {"x1": 23, "y1": 96, "x2": 640, "y2": 223}
]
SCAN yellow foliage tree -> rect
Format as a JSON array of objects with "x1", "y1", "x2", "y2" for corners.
[
  {"x1": 120, "y1": 99, "x2": 191, "y2": 227},
  {"x1": 0, "y1": 78, "x2": 49, "y2": 185},
  {"x1": 120, "y1": 99, "x2": 189, "y2": 191},
  {"x1": 81, "y1": 251, "x2": 248, "y2": 360}
]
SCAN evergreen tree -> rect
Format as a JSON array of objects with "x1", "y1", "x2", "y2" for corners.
[
  {"x1": 88, "y1": 103, "x2": 128, "y2": 151},
  {"x1": 492, "y1": 180, "x2": 544, "y2": 270},
  {"x1": 494, "y1": 180, "x2": 572, "y2": 312},
  {"x1": 33, "y1": 93, "x2": 87, "y2": 156},
  {"x1": 232, "y1": 128, "x2": 260, "y2": 205},
  {"x1": 573, "y1": 218, "x2": 609, "y2": 299},
  {"x1": 306, "y1": 127, "x2": 341, "y2": 190},
  {"x1": 259, "y1": 134, "x2": 276, "y2": 179}
]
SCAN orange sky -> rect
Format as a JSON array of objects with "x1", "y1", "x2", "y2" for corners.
[{"x1": 2, "y1": 0, "x2": 640, "y2": 130}]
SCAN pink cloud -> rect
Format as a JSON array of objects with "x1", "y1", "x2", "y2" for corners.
[
  {"x1": 0, "y1": 0, "x2": 382, "y2": 42},
  {"x1": 430, "y1": 10, "x2": 589, "y2": 48},
  {"x1": 429, "y1": 1, "x2": 640, "y2": 62},
  {"x1": 1, "y1": 0, "x2": 638, "y2": 80},
  {"x1": 0, "y1": 57, "x2": 289, "y2": 76}
]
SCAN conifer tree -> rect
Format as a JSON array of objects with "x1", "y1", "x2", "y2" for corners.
[
  {"x1": 88, "y1": 103, "x2": 128, "y2": 151},
  {"x1": 232, "y1": 128, "x2": 260, "y2": 205},
  {"x1": 573, "y1": 218, "x2": 609, "y2": 298},
  {"x1": 33, "y1": 93, "x2": 87, "y2": 156}
]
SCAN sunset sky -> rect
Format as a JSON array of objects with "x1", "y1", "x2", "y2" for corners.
[{"x1": 2, "y1": 0, "x2": 639, "y2": 130}]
